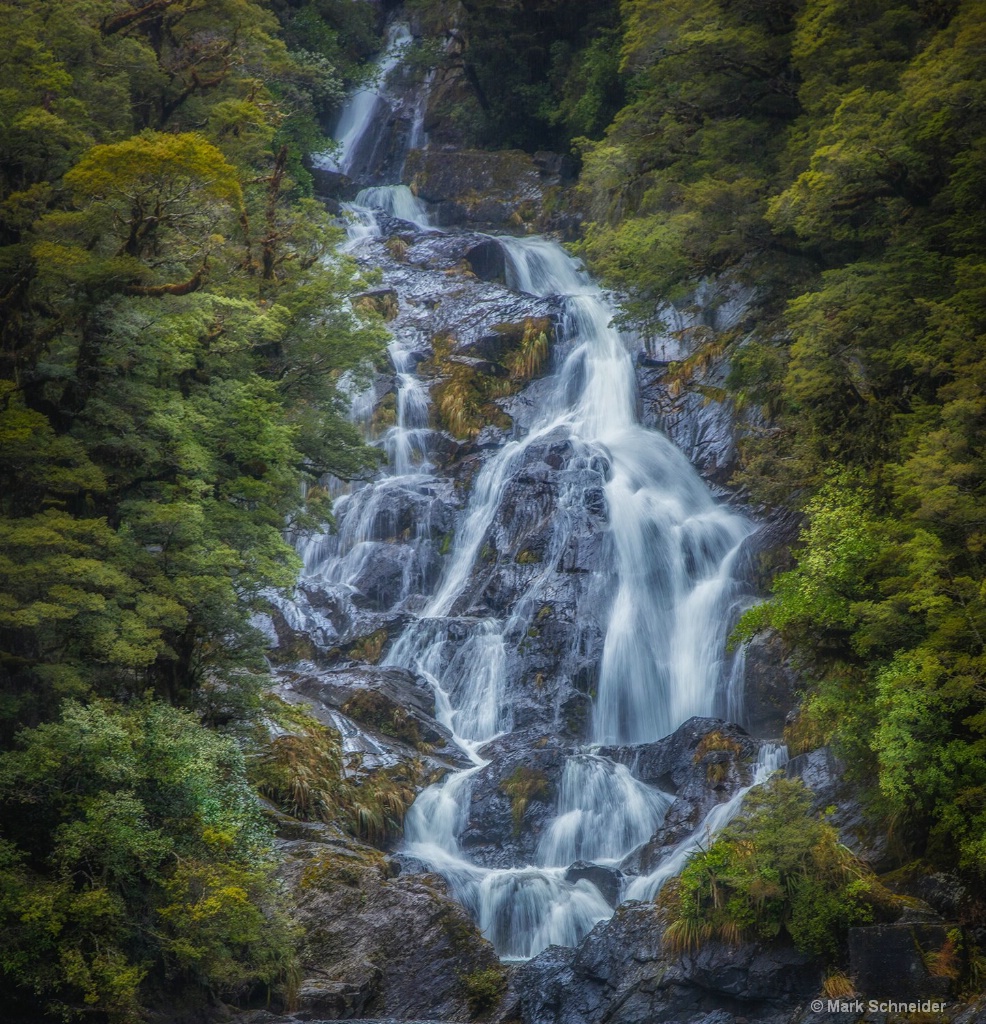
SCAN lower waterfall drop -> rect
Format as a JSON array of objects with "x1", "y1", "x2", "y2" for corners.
[{"x1": 384, "y1": 235, "x2": 760, "y2": 958}]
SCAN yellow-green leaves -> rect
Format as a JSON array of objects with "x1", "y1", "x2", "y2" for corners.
[{"x1": 65, "y1": 131, "x2": 241, "y2": 207}]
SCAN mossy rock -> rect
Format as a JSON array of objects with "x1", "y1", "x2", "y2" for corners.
[
  {"x1": 499, "y1": 766, "x2": 552, "y2": 835},
  {"x1": 354, "y1": 288, "x2": 399, "y2": 320},
  {"x1": 347, "y1": 629, "x2": 388, "y2": 664}
]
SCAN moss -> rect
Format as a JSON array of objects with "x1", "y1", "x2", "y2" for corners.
[
  {"x1": 371, "y1": 391, "x2": 397, "y2": 432},
  {"x1": 354, "y1": 289, "x2": 399, "y2": 320},
  {"x1": 497, "y1": 317, "x2": 552, "y2": 381},
  {"x1": 384, "y1": 235, "x2": 410, "y2": 260},
  {"x1": 515, "y1": 548, "x2": 542, "y2": 564},
  {"x1": 459, "y1": 965, "x2": 507, "y2": 1017},
  {"x1": 424, "y1": 321, "x2": 553, "y2": 439},
  {"x1": 299, "y1": 849, "x2": 385, "y2": 892},
  {"x1": 564, "y1": 700, "x2": 589, "y2": 739},
  {"x1": 341, "y1": 688, "x2": 424, "y2": 748},
  {"x1": 441, "y1": 907, "x2": 480, "y2": 954},
  {"x1": 499, "y1": 766, "x2": 552, "y2": 836},
  {"x1": 347, "y1": 629, "x2": 388, "y2": 664},
  {"x1": 433, "y1": 362, "x2": 513, "y2": 438},
  {"x1": 694, "y1": 730, "x2": 743, "y2": 783},
  {"x1": 782, "y1": 699, "x2": 829, "y2": 756},
  {"x1": 693, "y1": 730, "x2": 743, "y2": 761}
]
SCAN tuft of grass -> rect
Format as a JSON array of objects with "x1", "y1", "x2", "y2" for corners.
[
  {"x1": 348, "y1": 628, "x2": 388, "y2": 664},
  {"x1": 822, "y1": 970, "x2": 858, "y2": 999},
  {"x1": 924, "y1": 928, "x2": 963, "y2": 981},
  {"x1": 505, "y1": 317, "x2": 551, "y2": 380},
  {"x1": 384, "y1": 235, "x2": 410, "y2": 260},
  {"x1": 459, "y1": 966, "x2": 507, "y2": 1017},
  {"x1": 500, "y1": 766, "x2": 551, "y2": 835},
  {"x1": 252, "y1": 698, "x2": 421, "y2": 846},
  {"x1": 694, "y1": 730, "x2": 743, "y2": 761}
]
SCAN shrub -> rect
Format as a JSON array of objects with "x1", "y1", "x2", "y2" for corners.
[{"x1": 660, "y1": 777, "x2": 880, "y2": 960}]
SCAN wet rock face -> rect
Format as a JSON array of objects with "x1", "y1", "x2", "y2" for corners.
[
  {"x1": 739, "y1": 629, "x2": 800, "y2": 738},
  {"x1": 457, "y1": 744, "x2": 569, "y2": 869},
  {"x1": 849, "y1": 922, "x2": 953, "y2": 1002},
  {"x1": 565, "y1": 862, "x2": 623, "y2": 908},
  {"x1": 632, "y1": 278, "x2": 758, "y2": 493},
  {"x1": 600, "y1": 717, "x2": 757, "y2": 869},
  {"x1": 785, "y1": 746, "x2": 889, "y2": 868},
  {"x1": 405, "y1": 148, "x2": 575, "y2": 231},
  {"x1": 514, "y1": 903, "x2": 819, "y2": 1024},
  {"x1": 279, "y1": 841, "x2": 505, "y2": 1023},
  {"x1": 276, "y1": 664, "x2": 469, "y2": 771},
  {"x1": 465, "y1": 238, "x2": 507, "y2": 282}
]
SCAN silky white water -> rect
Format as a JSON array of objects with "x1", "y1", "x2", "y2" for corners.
[
  {"x1": 314, "y1": 23, "x2": 412, "y2": 177},
  {"x1": 387, "y1": 235, "x2": 757, "y2": 957}
]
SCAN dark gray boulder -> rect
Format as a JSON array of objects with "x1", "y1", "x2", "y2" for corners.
[
  {"x1": 740, "y1": 628, "x2": 800, "y2": 738},
  {"x1": 514, "y1": 902, "x2": 818, "y2": 1024},
  {"x1": 848, "y1": 921, "x2": 953, "y2": 1001},
  {"x1": 565, "y1": 862, "x2": 623, "y2": 908},
  {"x1": 458, "y1": 744, "x2": 570, "y2": 869},
  {"x1": 279, "y1": 840, "x2": 507, "y2": 1022},
  {"x1": 466, "y1": 239, "x2": 507, "y2": 282}
]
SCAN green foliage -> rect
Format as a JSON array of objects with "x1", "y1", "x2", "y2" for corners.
[
  {"x1": 581, "y1": 0, "x2": 986, "y2": 882},
  {"x1": 499, "y1": 766, "x2": 552, "y2": 835},
  {"x1": 459, "y1": 965, "x2": 508, "y2": 1017},
  {"x1": 407, "y1": 0, "x2": 624, "y2": 151},
  {"x1": 0, "y1": 699, "x2": 299, "y2": 1019},
  {"x1": 661, "y1": 778, "x2": 878, "y2": 960},
  {"x1": 578, "y1": 0, "x2": 801, "y2": 316},
  {"x1": 252, "y1": 698, "x2": 421, "y2": 845},
  {"x1": 0, "y1": 2, "x2": 387, "y2": 1017}
]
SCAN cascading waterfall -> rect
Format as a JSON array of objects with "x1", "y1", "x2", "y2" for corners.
[
  {"x1": 536, "y1": 755, "x2": 673, "y2": 868},
  {"x1": 288, "y1": 13, "x2": 786, "y2": 962},
  {"x1": 387, "y1": 235, "x2": 763, "y2": 958}
]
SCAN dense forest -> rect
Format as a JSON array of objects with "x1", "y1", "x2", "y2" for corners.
[
  {"x1": 2, "y1": 0, "x2": 986, "y2": 1020},
  {"x1": 0, "y1": 0, "x2": 395, "y2": 1017},
  {"x1": 576, "y1": 0, "x2": 986, "y2": 883}
]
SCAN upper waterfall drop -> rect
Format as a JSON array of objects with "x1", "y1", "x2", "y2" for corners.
[
  {"x1": 313, "y1": 22, "x2": 414, "y2": 178},
  {"x1": 495, "y1": 236, "x2": 755, "y2": 746}
]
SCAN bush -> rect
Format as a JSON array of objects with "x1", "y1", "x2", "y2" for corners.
[
  {"x1": 0, "y1": 699, "x2": 299, "y2": 1019},
  {"x1": 660, "y1": 778, "x2": 880, "y2": 960}
]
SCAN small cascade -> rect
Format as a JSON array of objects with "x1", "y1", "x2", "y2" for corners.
[
  {"x1": 385, "y1": 337, "x2": 433, "y2": 478},
  {"x1": 354, "y1": 185, "x2": 431, "y2": 229},
  {"x1": 536, "y1": 755, "x2": 673, "y2": 868},
  {"x1": 382, "y1": 234, "x2": 757, "y2": 957},
  {"x1": 314, "y1": 23, "x2": 414, "y2": 179},
  {"x1": 625, "y1": 743, "x2": 789, "y2": 902},
  {"x1": 387, "y1": 617, "x2": 508, "y2": 751}
]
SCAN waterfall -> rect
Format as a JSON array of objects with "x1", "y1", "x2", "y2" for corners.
[
  {"x1": 281, "y1": 13, "x2": 778, "y2": 962},
  {"x1": 313, "y1": 23, "x2": 413, "y2": 178}
]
